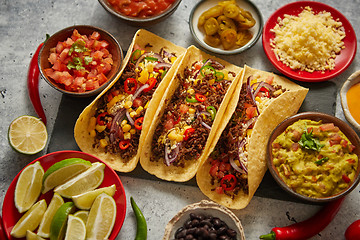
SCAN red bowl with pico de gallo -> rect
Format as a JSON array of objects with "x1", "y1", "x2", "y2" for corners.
[{"x1": 38, "y1": 25, "x2": 123, "y2": 97}]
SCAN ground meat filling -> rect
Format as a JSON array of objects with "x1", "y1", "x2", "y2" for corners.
[
  {"x1": 91, "y1": 50, "x2": 175, "y2": 162},
  {"x1": 151, "y1": 63, "x2": 233, "y2": 167},
  {"x1": 209, "y1": 80, "x2": 287, "y2": 198}
]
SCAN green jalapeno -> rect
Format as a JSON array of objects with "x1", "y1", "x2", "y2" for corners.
[
  {"x1": 206, "y1": 106, "x2": 217, "y2": 120},
  {"x1": 200, "y1": 65, "x2": 216, "y2": 78},
  {"x1": 144, "y1": 56, "x2": 158, "y2": 62},
  {"x1": 215, "y1": 71, "x2": 224, "y2": 81},
  {"x1": 131, "y1": 49, "x2": 142, "y2": 63},
  {"x1": 131, "y1": 197, "x2": 147, "y2": 240},
  {"x1": 186, "y1": 95, "x2": 198, "y2": 103}
]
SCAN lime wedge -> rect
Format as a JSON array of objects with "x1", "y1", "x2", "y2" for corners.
[
  {"x1": 54, "y1": 162, "x2": 105, "y2": 198},
  {"x1": 15, "y1": 161, "x2": 44, "y2": 213},
  {"x1": 72, "y1": 184, "x2": 116, "y2": 210},
  {"x1": 42, "y1": 158, "x2": 92, "y2": 193},
  {"x1": 26, "y1": 230, "x2": 46, "y2": 240},
  {"x1": 73, "y1": 210, "x2": 89, "y2": 224},
  {"x1": 86, "y1": 193, "x2": 116, "y2": 240},
  {"x1": 37, "y1": 193, "x2": 64, "y2": 238},
  {"x1": 10, "y1": 199, "x2": 47, "y2": 238},
  {"x1": 49, "y1": 202, "x2": 75, "y2": 240},
  {"x1": 64, "y1": 215, "x2": 86, "y2": 240},
  {"x1": 8, "y1": 115, "x2": 47, "y2": 155}
]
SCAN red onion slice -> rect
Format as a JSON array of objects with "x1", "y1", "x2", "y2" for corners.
[
  {"x1": 154, "y1": 62, "x2": 172, "y2": 70},
  {"x1": 126, "y1": 110, "x2": 135, "y2": 125},
  {"x1": 132, "y1": 83, "x2": 150, "y2": 100},
  {"x1": 247, "y1": 76, "x2": 260, "y2": 115},
  {"x1": 165, "y1": 142, "x2": 180, "y2": 166},
  {"x1": 109, "y1": 109, "x2": 126, "y2": 143},
  {"x1": 230, "y1": 157, "x2": 246, "y2": 174},
  {"x1": 197, "y1": 111, "x2": 212, "y2": 130},
  {"x1": 135, "y1": 52, "x2": 164, "y2": 69},
  {"x1": 242, "y1": 116, "x2": 258, "y2": 133}
]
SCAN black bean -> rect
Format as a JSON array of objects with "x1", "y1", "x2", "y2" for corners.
[
  {"x1": 209, "y1": 232, "x2": 217, "y2": 240},
  {"x1": 218, "y1": 226, "x2": 227, "y2": 235},
  {"x1": 191, "y1": 219, "x2": 200, "y2": 227},
  {"x1": 227, "y1": 228, "x2": 237, "y2": 238},
  {"x1": 219, "y1": 235, "x2": 230, "y2": 240},
  {"x1": 184, "y1": 220, "x2": 192, "y2": 229},
  {"x1": 212, "y1": 217, "x2": 222, "y2": 229},
  {"x1": 187, "y1": 228, "x2": 196, "y2": 235},
  {"x1": 175, "y1": 229, "x2": 187, "y2": 238},
  {"x1": 175, "y1": 227, "x2": 184, "y2": 238},
  {"x1": 185, "y1": 234, "x2": 194, "y2": 240}
]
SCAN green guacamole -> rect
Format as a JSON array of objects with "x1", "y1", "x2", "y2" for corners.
[{"x1": 272, "y1": 119, "x2": 358, "y2": 198}]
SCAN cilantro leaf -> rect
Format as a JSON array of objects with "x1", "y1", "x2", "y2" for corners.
[
  {"x1": 83, "y1": 56, "x2": 93, "y2": 65},
  {"x1": 67, "y1": 57, "x2": 85, "y2": 70},
  {"x1": 298, "y1": 129, "x2": 324, "y2": 151},
  {"x1": 315, "y1": 157, "x2": 329, "y2": 165},
  {"x1": 68, "y1": 40, "x2": 88, "y2": 56}
]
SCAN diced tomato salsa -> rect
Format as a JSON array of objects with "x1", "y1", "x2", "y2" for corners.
[
  {"x1": 107, "y1": 0, "x2": 176, "y2": 18},
  {"x1": 44, "y1": 29, "x2": 113, "y2": 93}
]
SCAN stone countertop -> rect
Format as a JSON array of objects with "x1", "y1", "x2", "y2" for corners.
[{"x1": 0, "y1": 0, "x2": 359, "y2": 239}]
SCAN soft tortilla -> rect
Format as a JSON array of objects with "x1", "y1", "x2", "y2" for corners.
[
  {"x1": 196, "y1": 65, "x2": 309, "y2": 209},
  {"x1": 140, "y1": 45, "x2": 243, "y2": 182},
  {"x1": 74, "y1": 29, "x2": 185, "y2": 172}
]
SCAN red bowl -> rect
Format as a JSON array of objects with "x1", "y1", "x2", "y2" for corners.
[{"x1": 2, "y1": 150, "x2": 126, "y2": 240}]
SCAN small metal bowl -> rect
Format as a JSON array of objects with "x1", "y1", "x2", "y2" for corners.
[
  {"x1": 189, "y1": 0, "x2": 263, "y2": 55},
  {"x1": 340, "y1": 70, "x2": 360, "y2": 132},
  {"x1": 38, "y1": 25, "x2": 123, "y2": 97},
  {"x1": 163, "y1": 200, "x2": 246, "y2": 240},
  {"x1": 267, "y1": 112, "x2": 360, "y2": 203},
  {"x1": 98, "y1": 0, "x2": 182, "y2": 27}
]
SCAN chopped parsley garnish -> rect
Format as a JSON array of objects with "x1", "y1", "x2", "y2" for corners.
[
  {"x1": 68, "y1": 40, "x2": 88, "y2": 55},
  {"x1": 298, "y1": 129, "x2": 324, "y2": 151}
]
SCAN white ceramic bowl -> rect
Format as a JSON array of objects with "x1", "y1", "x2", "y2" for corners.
[
  {"x1": 163, "y1": 200, "x2": 246, "y2": 240},
  {"x1": 189, "y1": 0, "x2": 263, "y2": 55},
  {"x1": 340, "y1": 70, "x2": 360, "y2": 132}
]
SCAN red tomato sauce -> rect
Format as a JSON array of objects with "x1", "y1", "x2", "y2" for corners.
[
  {"x1": 107, "y1": 0, "x2": 176, "y2": 18},
  {"x1": 44, "y1": 29, "x2": 113, "y2": 93}
]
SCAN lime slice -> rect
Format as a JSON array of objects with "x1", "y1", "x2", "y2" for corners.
[
  {"x1": 26, "y1": 230, "x2": 46, "y2": 240},
  {"x1": 73, "y1": 210, "x2": 89, "y2": 223},
  {"x1": 42, "y1": 158, "x2": 92, "y2": 193},
  {"x1": 10, "y1": 199, "x2": 47, "y2": 238},
  {"x1": 49, "y1": 202, "x2": 75, "y2": 240},
  {"x1": 86, "y1": 193, "x2": 117, "y2": 240},
  {"x1": 15, "y1": 161, "x2": 44, "y2": 213},
  {"x1": 54, "y1": 162, "x2": 105, "y2": 198},
  {"x1": 72, "y1": 184, "x2": 116, "y2": 210},
  {"x1": 64, "y1": 215, "x2": 86, "y2": 240},
  {"x1": 8, "y1": 115, "x2": 47, "y2": 155},
  {"x1": 37, "y1": 193, "x2": 64, "y2": 238}
]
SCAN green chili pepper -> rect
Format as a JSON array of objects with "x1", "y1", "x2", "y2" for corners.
[
  {"x1": 131, "y1": 49, "x2": 142, "y2": 63},
  {"x1": 144, "y1": 56, "x2": 158, "y2": 62},
  {"x1": 131, "y1": 197, "x2": 147, "y2": 240},
  {"x1": 215, "y1": 71, "x2": 224, "y2": 81},
  {"x1": 200, "y1": 65, "x2": 216, "y2": 77},
  {"x1": 186, "y1": 95, "x2": 198, "y2": 103},
  {"x1": 161, "y1": 69, "x2": 168, "y2": 79},
  {"x1": 315, "y1": 157, "x2": 329, "y2": 165},
  {"x1": 206, "y1": 106, "x2": 217, "y2": 120}
]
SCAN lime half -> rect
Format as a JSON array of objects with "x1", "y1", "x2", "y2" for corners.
[{"x1": 8, "y1": 115, "x2": 47, "y2": 155}]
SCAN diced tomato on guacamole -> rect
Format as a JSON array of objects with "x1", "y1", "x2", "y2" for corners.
[{"x1": 44, "y1": 29, "x2": 113, "y2": 93}]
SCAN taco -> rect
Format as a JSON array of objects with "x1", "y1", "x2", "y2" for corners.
[
  {"x1": 74, "y1": 29, "x2": 185, "y2": 172},
  {"x1": 140, "y1": 45, "x2": 243, "y2": 182},
  {"x1": 196, "y1": 65, "x2": 308, "y2": 209}
]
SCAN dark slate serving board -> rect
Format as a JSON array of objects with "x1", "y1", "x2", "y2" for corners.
[{"x1": 47, "y1": 78, "x2": 337, "y2": 204}]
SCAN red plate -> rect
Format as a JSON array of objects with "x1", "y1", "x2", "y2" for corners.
[
  {"x1": 262, "y1": 1, "x2": 357, "y2": 82},
  {"x1": 2, "y1": 150, "x2": 126, "y2": 240}
]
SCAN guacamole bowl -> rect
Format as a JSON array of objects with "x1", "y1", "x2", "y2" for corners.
[{"x1": 267, "y1": 112, "x2": 360, "y2": 203}]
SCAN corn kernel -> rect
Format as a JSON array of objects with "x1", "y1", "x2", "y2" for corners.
[
  {"x1": 124, "y1": 132, "x2": 131, "y2": 140},
  {"x1": 99, "y1": 139, "x2": 108, "y2": 148},
  {"x1": 121, "y1": 119, "x2": 128, "y2": 127},
  {"x1": 170, "y1": 56, "x2": 177, "y2": 63},
  {"x1": 130, "y1": 129, "x2": 136, "y2": 134},
  {"x1": 208, "y1": 79, "x2": 215, "y2": 85},
  {"x1": 95, "y1": 124, "x2": 106, "y2": 133},
  {"x1": 247, "y1": 129, "x2": 253, "y2": 137},
  {"x1": 122, "y1": 124, "x2": 132, "y2": 132},
  {"x1": 138, "y1": 68, "x2": 148, "y2": 84},
  {"x1": 255, "y1": 96, "x2": 262, "y2": 103},
  {"x1": 188, "y1": 108, "x2": 196, "y2": 114},
  {"x1": 88, "y1": 117, "x2": 96, "y2": 132},
  {"x1": 175, "y1": 134, "x2": 184, "y2": 142},
  {"x1": 130, "y1": 111, "x2": 137, "y2": 118},
  {"x1": 187, "y1": 89, "x2": 195, "y2": 95},
  {"x1": 168, "y1": 130, "x2": 178, "y2": 141},
  {"x1": 124, "y1": 100, "x2": 133, "y2": 109},
  {"x1": 144, "y1": 101, "x2": 149, "y2": 109},
  {"x1": 90, "y1": 130, "x2": 96, "y2": 138},
  {"x1": 136, "y1": 106, "x2": 144, "y2": 115}
]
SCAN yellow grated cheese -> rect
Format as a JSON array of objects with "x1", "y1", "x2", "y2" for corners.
[{"x1": 270, "y1": 6, "x2": 345, "y2": 72}]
